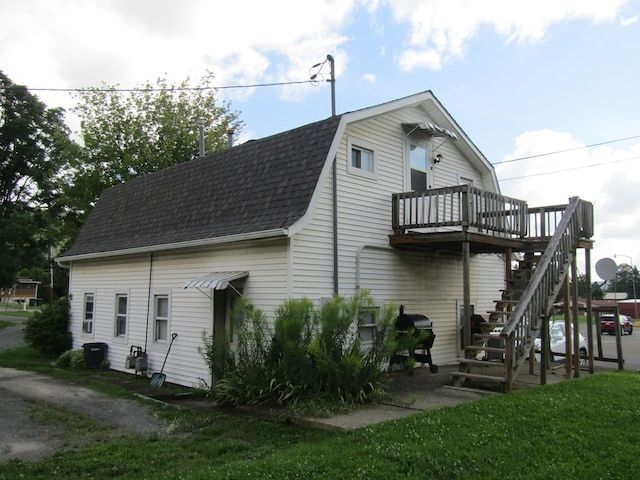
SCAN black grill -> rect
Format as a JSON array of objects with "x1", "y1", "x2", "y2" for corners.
[{"x1": 390, "y1": 305, "x2": 438, "y2": 374}]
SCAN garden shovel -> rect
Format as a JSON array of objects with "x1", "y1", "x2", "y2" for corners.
[{"x1": 150, "y1": 332, "x2": 178, "y2": 387}]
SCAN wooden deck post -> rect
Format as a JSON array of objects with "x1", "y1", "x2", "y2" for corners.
[
  {"x1": 585, "y1": 248, "x2": 595, "y2": 373},
  {"x1": 571, "y1": 255, "x2": 580, "y2": 377},
  {"x1": 563, "y1": 277, "x2": 572, "y2": 378},
  {"x1": 462, "y1": 235, "x2": 471, "y2": 351}
]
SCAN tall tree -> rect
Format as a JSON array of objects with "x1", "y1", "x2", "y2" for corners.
[
  {"x1": 68, "y1": 72, "x2": 243, "y2": 226},
  {"x1": 576, "y1": 273, "x2": 605, "y2": 300},
  {"x1": 0, "y1": 71, "x2": 74, "y2": 288},
  {"x1": 612, "y1": 263, "x2": 639, "y2": 299}
]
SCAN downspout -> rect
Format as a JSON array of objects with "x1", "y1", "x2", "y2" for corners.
[
  {"x1": 327, "y1": 54, "x2": 339, "y2": 295},
  {"x1": 333, "y1": 157, "x2": 338, "y2": 295},
  {"x1": 144, "y1": 252, "x2": 153, "y2": 352}
]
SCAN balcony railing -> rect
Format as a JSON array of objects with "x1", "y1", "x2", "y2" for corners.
[{"x1": 392, "y1": 186, "x2": 528, "y2": 238}]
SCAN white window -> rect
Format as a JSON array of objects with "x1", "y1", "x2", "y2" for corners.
[
  {"x1": 358, "y1": 307, "x2": 379, "y2": 343},
  {"x1": 154, "y1": 295, "x2": 169, "y2": 342},
  {"x1": 114, "y1": 294, "x2": 128, "y2": 337},
  {"x1": 347, "y1": 137, "x2": 377, "y2": 178},
  {"x1": 82, "y1": 293, "x2": 94, "y2": 334}
]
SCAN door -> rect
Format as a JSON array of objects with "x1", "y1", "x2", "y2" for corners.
[{"x1": 408, "y1": 140, "x2": 430, "y2": 191}]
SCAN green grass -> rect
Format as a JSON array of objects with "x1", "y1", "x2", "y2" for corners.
[
  {"x1": 0, "y1": 310, "x2": 33, "y2": 318},
  {"x1": 1, "y1": 348, "x2": 640, "y2": 479},
  {"x1": 0, "y1": 320, "x2": 15, "y2": 329}
]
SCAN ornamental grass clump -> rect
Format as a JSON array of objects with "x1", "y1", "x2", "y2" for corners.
[{"x1": 205, "y1": 292, "x2": 397, "y2": 412}]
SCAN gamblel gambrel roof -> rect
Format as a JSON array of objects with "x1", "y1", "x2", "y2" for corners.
[{"x1": 60, "y1": 115, "x2": 342, "y2": 259}]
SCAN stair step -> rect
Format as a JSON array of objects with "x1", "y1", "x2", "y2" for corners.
[
  {"x1": 465, "y1": 345, "x2": 504, "y2": 353},
  {"x1": 449, "y1": 371, "x2": 506, "y2": 383},
  {"x1": 487, "y1": 310, "x2": 513, "y2": 317},
  {"x1": 457, "y1": 358, "x2": 505, "y2": 367},
  {"x1": 494, "y1": 299, "x2": 518, "y2": 306},
  {"x1": 500, "y1": 289, "x2": 523, "y2": 297},
  {"x1": 472, "y1": 333, "x2": 504, "y2": 341}
]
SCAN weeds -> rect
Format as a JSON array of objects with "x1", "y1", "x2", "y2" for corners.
[{"x1": 202, "y1": 292, "x2": 396, "y2": 413}]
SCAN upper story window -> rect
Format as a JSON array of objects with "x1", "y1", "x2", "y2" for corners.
[
  {"x1": 347, "y1": 137, "x2": 377, "y2": 179},
  {"x1": 82, "y1": 293, "x2": 94, "y2": 334},
  {"x1": 114, "y1": 294, "x2": 128, "y2": 337}
]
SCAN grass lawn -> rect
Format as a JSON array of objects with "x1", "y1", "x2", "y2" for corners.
[{"x1": 1, "y1": 349, "x2": 639, "y2": 479}]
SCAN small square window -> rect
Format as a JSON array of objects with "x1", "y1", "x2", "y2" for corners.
[
  {"x1": 347, "y1": 137, "x2": 377, "y2": 178},
  {"x1": 351, "y1": 147, "x2": 373, "y2": 172}
]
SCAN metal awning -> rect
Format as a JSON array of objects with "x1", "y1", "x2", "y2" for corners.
[
  {"x1": 403, "y1": 122, "x2": 458, "y2": 140},
  {"x1": 184, "y1": 271, "x2": 248, "y2": 290}
]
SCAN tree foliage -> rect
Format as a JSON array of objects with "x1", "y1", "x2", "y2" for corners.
[
  {"x1": 610, "y1": 264, "x2": 639, "y2": 299},
  {"x1": 24, "y1": 297, "x2": 72, "y2": 357},
  {"x1": 0, "y1": 71, "x2": 75, "y2": 288},
  {"x1": 68, "y1": 73, "x2": 243, "y2": 222}
]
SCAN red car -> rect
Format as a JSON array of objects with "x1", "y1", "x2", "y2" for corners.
[{"x1": 600, "y1": 314, "x2": 634, "y2": 335}]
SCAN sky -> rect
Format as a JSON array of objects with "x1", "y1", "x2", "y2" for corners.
[{"x1": 1, "y1": 0, "x2": 639, "y2": 282}]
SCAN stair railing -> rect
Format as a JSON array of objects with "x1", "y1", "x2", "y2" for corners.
[{"x1": 499, "y1": 197, "x2": 593, "y2": 390}]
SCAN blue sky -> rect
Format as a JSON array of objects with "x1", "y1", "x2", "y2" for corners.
[{"x1": 1, "y1": 0, "x2": 639, "y2": 279}]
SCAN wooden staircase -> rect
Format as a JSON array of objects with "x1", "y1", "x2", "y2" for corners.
[
  {"x1": 449, "y1": 197, "x2": 592, "y2": 392},
  {"x1": 451, "y1": 255, "x2": 539, "y2": 391}
]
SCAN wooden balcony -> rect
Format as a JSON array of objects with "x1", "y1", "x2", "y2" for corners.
[{"x1": 390, "y1": 186, "x2": 594, "y2": 254}]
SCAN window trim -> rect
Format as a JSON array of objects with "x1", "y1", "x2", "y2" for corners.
[
  {"x1": 357, "y1": 306, "x2": 380, "y2": 344},
  {"x1": 113, "y1": 293, "x2": 129, "y2": 340},
  {"x1": 82, "y1": 292, "x2": 95, "y2": 336},
  {"x1": 347, "y1": 136, "x2": 377, "y2": 179},
  {"x1": 153, "y1": 293, "x2": 170, "y2": 343}
]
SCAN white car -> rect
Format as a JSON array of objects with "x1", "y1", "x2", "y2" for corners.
[{"x1": 534, "y1": 321, "x2": 587, "y2": 362}]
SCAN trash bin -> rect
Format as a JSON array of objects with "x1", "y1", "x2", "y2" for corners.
[{"x1": 83, "y1": 342, "x2": 108, "y2": 368}]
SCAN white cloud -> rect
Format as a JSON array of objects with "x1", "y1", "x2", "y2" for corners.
[
  {"x1": 385, "y1": 0, "x2": 628, "y2": 71},
  {"x1": 362, "y1": 73, "x2": 377, "y2": 84},
  {"x1": 496, "y1": 129, "x2": 640, "y2": 274}
]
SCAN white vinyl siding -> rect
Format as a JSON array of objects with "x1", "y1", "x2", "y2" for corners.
[
  {"x1": 292, "y1": 111, "x2": 504, "y2": 365},
  {"x1": 67, "y1": 239, "x2": 289, "y2": 388}
]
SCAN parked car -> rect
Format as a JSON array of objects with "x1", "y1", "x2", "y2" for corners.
[
  {"x1": 534, "y1": 321, "x2": 587, "y2": 362},
  {"x1": 600, "y1": 314, "x2": 633, "y2": 335}
]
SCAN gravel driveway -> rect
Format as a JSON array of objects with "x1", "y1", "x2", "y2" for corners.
[
  {"x1": 0, "y1": 367, "x2": 171, "y2": 463},
  {"x1": 0, "y1": 316, "x2": 172, "y2": 463}
]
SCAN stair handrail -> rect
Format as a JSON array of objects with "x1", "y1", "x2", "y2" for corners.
[{"x1": 500, "y1": 197, "x2": 592, "y2": 375}]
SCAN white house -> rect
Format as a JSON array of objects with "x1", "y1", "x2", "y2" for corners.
[{"x1": 57, "y1": 91, "x2": 594, "y2": 390}]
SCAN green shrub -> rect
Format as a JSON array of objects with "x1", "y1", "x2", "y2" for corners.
[
  {"x1": 57, "y1": 348, "x2": 87, "y2": 369},
  {"x1": 24, "y1": 297, "x2": 72, "y2": 357},
  {"x1": 205, "y1": 292, "x2": 396, "y2": 411}
]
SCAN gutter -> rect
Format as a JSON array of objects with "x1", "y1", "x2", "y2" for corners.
[{"x1": 55, "y1": 228, "x2": 289, "y2": 264}]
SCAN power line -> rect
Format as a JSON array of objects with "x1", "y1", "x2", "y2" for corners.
[
  {"x1": 27, "y1": 79, "x2": 317, "y2": 93},
  {"x1": 492, "y1": 134, "x2": 640, "y2": 165},
  {"x1": 499, "y1": 155, "x2": 639, "y2": 181}
]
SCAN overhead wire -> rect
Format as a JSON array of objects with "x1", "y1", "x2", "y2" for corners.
[
  {"x1": 499, "y1": 154, "x2": 640, "y2": 181},
  {"x1": 492, "y1": 134, "x2": 640, "y2": 165},
  {"x1": 27, "y1": 79, "x2": 318, "y2": 93}
]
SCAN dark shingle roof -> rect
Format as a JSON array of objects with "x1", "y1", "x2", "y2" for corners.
[{"x1": 61, "y1": 115, "x2": 342, "y2": 258}]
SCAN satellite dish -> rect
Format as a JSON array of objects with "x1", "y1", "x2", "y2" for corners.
[{"x1": 596, "y1": 257, "x2": 618, "y2": 281}]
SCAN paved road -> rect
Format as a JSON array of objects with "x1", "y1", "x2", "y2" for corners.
[{"x1": 580, "y1": 323, "x2": 640, "y2": 370}]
